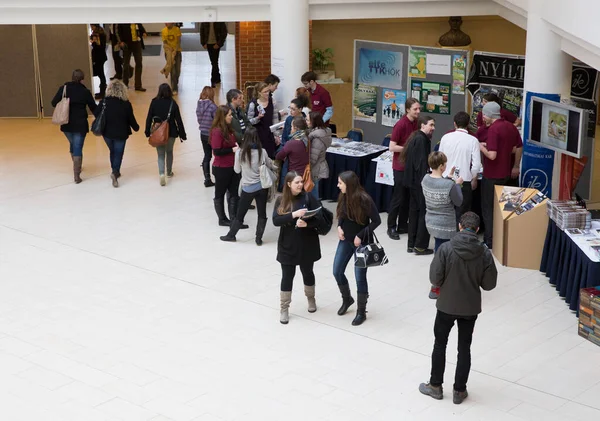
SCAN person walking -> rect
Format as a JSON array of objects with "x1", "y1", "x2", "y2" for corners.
[
  {"x1": 51, "y1": 69, "x2": 97, "y2": 184},
  {"x1": 333, "y1": 171, "x2": 381, "y2": 326},
  {"x1": 419, "y1": 212, "x2": 497, "y2": 405},
  {"x1": 422, "y1": 151, "x2": 463, "y2": 299},
  {"x1": 248, "y1": 82, "x2": 279, "y2": 159},
  {"x1": 90, "y1": 24, "x2": 107, "y2": 99},
  {"x1": 145, "y1": 83, "x2": 187, "y2": 186},
  {"x1": 220, "y1": 127, "x2": 277, "y2": 246},
  {"x1": 273, "y1": 171, "x2": 322, "y2": 324},
  {"x1": 108, "y1": 24, "x2": 123, "y2": 80},
  {"x1": 275, "y1": 116, "x2": 310, "y2": 175},
  {"x1": 438, "y1": 112, "x2": 481, "y2": 221},
  {"x1": 227, "y1": 89, "x2": 251, "y2": 145},
  {"x1": 94, "y1": 80, "x2": 139, "y2": 187},
  {"x1": 196, "y1": 86, "x2": 218, "y2": 187},
  {"x1": 307, "y1": 111, "x2": 332, "y2": 200},
  {"x1": 387, "y1": 98, "x2": 420, "y2": 240},
  {"x1": 161, "y1": 23, "x2": 182, "y2": 94},
  {"x1": 117, "y1": 23, "x2": 147, "y2": 92},
  {"x1": 401, "y1": 115, "x2": 436, "y2": 255},
  {"x1": 211, "y1": 105, "x2": 247, "y2": 228},
  {"x1": 200, "y1": 22, "x2": 228, "y2": 88}
]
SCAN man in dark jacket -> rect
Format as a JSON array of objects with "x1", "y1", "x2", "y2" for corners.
[
  {"x1": 419, "y1": 211, "x2": 497, "y2": 405},
  {"x1": 117, "y1": 23, "x2": 147, "y2": 91},
  {"x1": 226, "y1": 88, "x2": 251, "y2": 143},
  {"x1": 200, "y1": 22, "x2": 228, "y2": 87}
]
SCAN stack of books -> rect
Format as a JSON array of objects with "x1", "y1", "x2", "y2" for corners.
[
  {"x1": 547, "y1": 200, "x2": 592, "y2": 230},
  {"x1": 579, "y1": 287, "x2": 600, "y2": 347}
]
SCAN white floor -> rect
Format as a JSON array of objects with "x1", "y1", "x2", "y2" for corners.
[{"x1": 0, "y1": 36, "x2": 599, "y2": 421}]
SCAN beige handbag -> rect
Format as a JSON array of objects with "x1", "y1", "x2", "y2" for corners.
[{"x1": 52, "y1": 85, "x2": 70, "y2": 125}]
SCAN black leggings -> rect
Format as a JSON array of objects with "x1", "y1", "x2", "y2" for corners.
[
  {"x1": 201, "y1": 133, "x2": 212, "y2": 169},
  {"x1": 237, "y1": 188, "x2": 268, "y2": 221},
  {"x1": 213, "y1": 166, "x2": 239, "y2": 200},
  {"x1": 280, "y1": 263, "x2": 315, "y2": 292}
]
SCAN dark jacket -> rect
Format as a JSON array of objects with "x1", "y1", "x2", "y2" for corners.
[
  {"x1": 94, "y1": 97, "x2": 139, "y2": 140},
  {"x1": 403, "y1": 130, "x2": 431, "y2": 189},
  {"x1": 430, "y1": 230, "x2": 498, "y2": 316},
  {"x1": 117, "y1": 24, "x2": 147, "y2": 48},
  {"x1": 273, "y1": 192, "x2": 322, "y2": 265},
  {"x1": 51, "y1": 82, "x2": 97, "y2": 134},
  {"x1": 229, "y1": 104, "x2": 251, "y2": 144},
  {"x1": 338, "y1": 195, "x2": 381, "y2": 244},
  {"x1": 200, "y1": 22, "x2": 228, "y2": 47},
  {"x1": 145, "y1": 98, "x2": 187, "y2": 140}
]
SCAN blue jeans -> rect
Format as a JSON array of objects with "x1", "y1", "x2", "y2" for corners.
[
  {"x1": 156, "y1": 137, "x2": 176, "y2": 175},
  {"x1": 434, "y1": 238, "x2": 450, "y2": 253},
  {"x1": 310, "y1": 179, "x2": 320, "y2": 200},
  {"x1": 333, "y1": 239, "x2": 368, "y2": 294},
  {"x1": 103, "y1": 137, "x2": 126, "y2": 174},
  {"x1": 64, "y1": 132, "x2": 86, "y2": 157}
]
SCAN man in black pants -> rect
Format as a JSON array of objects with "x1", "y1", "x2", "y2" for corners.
[
  {"x1": 419, "y1": 212, "x2": 497, "y2": 405},
  {"x1": 117, "y1": 23, "x2": 147, "y2": 91},
  {"x1": 108, "y1": 24, "x2": 123, "y2": 80},
  {"x1": 201, "y1": 22, "x2": 228, "y2": 88}
]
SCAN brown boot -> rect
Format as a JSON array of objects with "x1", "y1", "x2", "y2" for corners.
[
  {"x1": 304, "y1": 285, "x2": 317, "y2": 313},
  {"x1": 280, "y1": 291, "x2": 292, "y2": 324},
  {"x1": 73, "y1": 156, "x2": 82, "y2": 184}
]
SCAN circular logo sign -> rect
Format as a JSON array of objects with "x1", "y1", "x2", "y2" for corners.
[{"x1": 522, "y1": 168, "x2": 548, "y2": 192}]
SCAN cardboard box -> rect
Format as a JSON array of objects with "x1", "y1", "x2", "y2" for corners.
[{"x1": 492, "y1": 187, "x2": 549, "y2": 270}]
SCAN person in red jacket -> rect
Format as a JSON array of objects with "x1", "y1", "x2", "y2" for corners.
[
  {"x1": 276, "y1": 116, "x2": 310, "y2": 175},
  {"x1": 301, "y1": 71, "x2": 333, "y2": 123}
]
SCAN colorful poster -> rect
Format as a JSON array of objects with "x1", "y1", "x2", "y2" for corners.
[
  {"x1": 408, "y1": 49, "x2": 426, "y2": 78},
  {"x1": 452, "y1": 54, "x2": 467, "y2": 94},
  {"x1": 353, "y1": 84, "x2": 377, "y2": 123},
  {"x1": 468, "y1": 85, "x2": 523, "y2": 133},
  {"x1": 411, "y1": 81, "x2": 451, "y2": 115},
  {"x1": 358, "y1": 48, "x2": 404, "y2": 90},
  {"x1": 381, "y1": 89, "x2": 406, "y2": 127}
]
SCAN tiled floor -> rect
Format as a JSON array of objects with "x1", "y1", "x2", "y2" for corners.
[{"x1": 0, "y1": 35, "x2": 599, "y2": 421}]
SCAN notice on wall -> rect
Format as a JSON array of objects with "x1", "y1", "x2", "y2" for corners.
[
  {"x1": 381, "y1": 89, "x2": 406, "y2": 127},
  {"x1": 353, "y1": 83, "x2": 378, "y2": 123},
  {"x1": 426, "y1": 54, "x2": 451, "y2": 76},
  {"x1": 358, "y1": 48, "x2": 404, "y2": 90},
  {"x1": 411, "y1": 81, "x2": 451, "y2": 115},
  {"x1": 409, "y1": 49, "x2": 427, "y2": 79},
  {"x1": 452, "y1": 54, "x2": 467, "y2": 94}
]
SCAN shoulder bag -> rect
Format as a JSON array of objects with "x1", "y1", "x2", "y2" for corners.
[
  {"x1": 302, "y1": 139, "x2": 315, "y2": 192},
  {"x1": 52, "y1": 85, "x2": 70, "y2": 125},
  {"x1": 148, "y1": 100, "x2": 173, "y2": 147},
  {"x1": 354, "y1": 229, "x2": 389, "y2": 268},
  {"x1": 90, "y1": 100, "x2": 106, "y2": 136},
  {"x1": 259, "y1": 151, "x2": 278, "y2": 202}
]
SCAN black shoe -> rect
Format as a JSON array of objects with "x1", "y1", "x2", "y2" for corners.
[
  {"x1": 255, "y1": 238, "x2": 263, "y2": 246},
  {"x1": 397, "y1": 227, "x2": 408, "y2": 234},
  {"x1": 387, "y1": 228, "x2": 400, "y2": 240},
  {"x1": 337, "y1": 284, "x2": 355, "y2": 315},
  {"x1": 240, "y1": 223, "x2": 249, "y2": 229},
  {"x1": 220, "y1": 234, "x2": 236, "y2": 242},
  {"x1": 204, "y1": 179, "x2": 215, "y2": 187},
  {"x1": 135, "y1": 87, "x2": 147, "y2": 92},
  {"x1": 351, "y1": 293, "x2": 368, "y2": 326},
  {"x1": 407, "y1": 247, "x2": 414, "y2": 253},
  {"x1": 453, "y1": 389, "x2": 468, "y2": 405},
  {"x1": 249, "y1": 204, "x2": 256, "y2": 210},
  {"x1": 414, "y1": 248, "x2": 434, "y2": 256}
]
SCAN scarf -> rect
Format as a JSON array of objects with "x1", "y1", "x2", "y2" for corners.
[{"x1": 290, "y1": 130, "x2": 308, "y2": 147}]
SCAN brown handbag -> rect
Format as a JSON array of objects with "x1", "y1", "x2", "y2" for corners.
[
  {"x1": 148, "y1": 101, "x2": 173, "y2": 147},
  {"x1": 302, "y1": 139, "x2": 315, "y2": 192}
]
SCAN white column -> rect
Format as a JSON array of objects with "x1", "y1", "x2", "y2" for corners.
[
  {"x1": 270, "y1": 0, "x2": 309, "y2": 109},
  {"x1": 523, "y1": 0, "x2": 572, "y2": 198}
]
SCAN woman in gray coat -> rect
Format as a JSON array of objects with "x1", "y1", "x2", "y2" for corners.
[{"x1": 307, "y1": 111, "x2": 332, "y2": 199}]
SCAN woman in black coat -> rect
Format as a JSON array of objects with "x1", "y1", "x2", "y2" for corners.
[
  {"x1": 273, "y1": 171, "x2": 321, "y2": 324},
  {"x1": 93, "y1": 79, "x2": 139, "y2": 188},
  {"x1": 51, "y1": 69, "x2": 97, "y2": 184},
  {"x1": 401, "y1": 115, "x2": 436, "y2": 255},
  {"x1": 145, "y1": 83, "x2": 187, "y2": 186}
]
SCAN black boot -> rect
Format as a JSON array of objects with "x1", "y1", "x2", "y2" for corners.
[
  {"x1": 213, "y1": 198, "x2": 230, "y2": 226},
  {"x1": 202, "y1": 162, "x2": 214, "y2": 187},
  {"x1": 352, "y1": 293, "x2": 368, "y2": 326},
  {"x1": 255, "y1": 217, "x2": 268, "y2": 246},
  {"x1": 337, "y1": 283, "x2": 355, "y2": 316},
  {"x1": 228, "y1": 197, "x2": 249, "y2": 229},
  {"x1": 220, "y1": 219, "x2": 240, "y2": 242}
]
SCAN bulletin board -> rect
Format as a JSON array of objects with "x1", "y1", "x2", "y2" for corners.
[{"x1": 352, "y1": 40, "x2": 468, "y2": 146}]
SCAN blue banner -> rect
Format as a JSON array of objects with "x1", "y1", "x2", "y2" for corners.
[
  {"x1": 358, "y1": 48, "x2": 404, "y2": 90},
  {"x1": 520, "y1": 92, "x2": 560, "y2": 196}
]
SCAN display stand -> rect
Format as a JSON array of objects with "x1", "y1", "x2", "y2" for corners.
[{"x1": 492, "y1": 186, "x2": 549, "y2": 270}]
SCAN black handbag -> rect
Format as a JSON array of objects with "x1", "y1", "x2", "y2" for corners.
[
  {"x1": 91, "y1": 100, "x2": 106, "y2": 136},
  {"x1": 315, "y1": 207, "x2": 334, "y2": 236},
  {"x1": 354, "y1": 229, "x2": 389, "y2": 268}
]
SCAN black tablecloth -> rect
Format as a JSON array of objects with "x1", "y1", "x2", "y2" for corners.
[
  {"x1": 322, "y1": 150, "x2": 385, "y2": 202},
  {"x1": 540, "y1": 220, "x2": 600, "y2": 314}
]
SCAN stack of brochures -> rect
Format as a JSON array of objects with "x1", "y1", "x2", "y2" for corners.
[{"x1": 547, "y1": 200, "x2": 592, "y2": 230}]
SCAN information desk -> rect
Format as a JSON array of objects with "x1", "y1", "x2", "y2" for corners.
[
  {"x1": 540, "y1": 220, "x2": 600, "y2": 314},
  {"x1": 321, "y1": 141, "x2": 387, "y2": 202}
]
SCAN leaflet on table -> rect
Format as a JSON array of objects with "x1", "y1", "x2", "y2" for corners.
[{"x1": 372, "y1": 150, "x2": 393, "y2": 162}]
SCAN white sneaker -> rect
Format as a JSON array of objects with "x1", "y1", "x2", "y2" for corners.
[{"x1": 160, "y1": 174, "x2": 166, "y2": 186}]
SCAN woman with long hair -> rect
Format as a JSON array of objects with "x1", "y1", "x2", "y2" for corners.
[
  {"x1": 94, "y1": 79, "x2": 139, "y2": 188},
  {"x1": 211, "y1": 105, "x2": 247, "y2": 228},
  {"x1": 51, "y1": 69, "x2": 97, "y2": 184},
  {"x1": 247, "y1": 82, "x2": 278, "y2": 159},
  {"x1": 401, "y1": 115, "x2": 436, "y2": 255},
  {"x1": 273, "y1": 171, "x2": 322, "y2": 324},
  {"x1": 307, "y1": 111, "x2": 332, "y2": 199},
  {"x1": 220, "y1": 127, "x2": 277, "y2": 245},
  {"x1": 275, "y1": 116, "x2": 310, "y2": 174},
  {"x1": 196, "y1": 86, "x2": 218, "y2": 187},
  {"x1": 145, "y1": 83, "x2": 187, "y2": 186},
  {"x1": 333, "y1": 171, "x2": 381, "y2": 326}
]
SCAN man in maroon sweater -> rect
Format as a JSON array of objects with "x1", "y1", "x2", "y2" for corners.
[
  {"x1": 301, "y1": 71, "x2": 334, "y2": 123},
  {"x1": 387, "y1": 98, "x2": 421, "y2": 241}
]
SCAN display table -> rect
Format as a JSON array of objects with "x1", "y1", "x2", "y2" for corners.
[
  {"x1": 322, "y1": 141, "x2": 387, "y2": 202},
  {"x1": 540, "y1": 220, "x2": 600, "y2": 314}
]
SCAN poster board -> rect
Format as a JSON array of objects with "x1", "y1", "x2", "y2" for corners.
[{"x1": 352, "y1": 40, "x2": 468, "y2": 146}]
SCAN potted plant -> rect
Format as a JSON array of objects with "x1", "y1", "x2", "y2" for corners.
[{"x1": 312, "y1": 48, "x2": 335, "y2": 81}]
